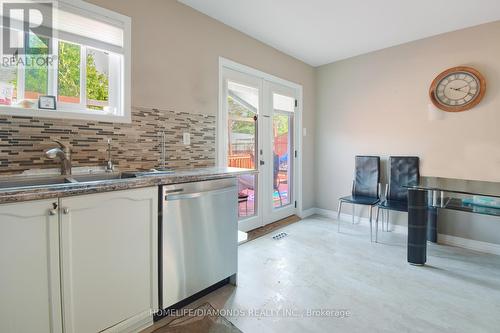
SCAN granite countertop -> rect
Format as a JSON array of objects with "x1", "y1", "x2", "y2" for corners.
[{"x1": 0, "y1": 167, "x2": 256, "y2": 204}]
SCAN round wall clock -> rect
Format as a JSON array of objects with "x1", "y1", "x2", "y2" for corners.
[{"x1": 429, "y1": 66, "x2": 486, "y2": 112}]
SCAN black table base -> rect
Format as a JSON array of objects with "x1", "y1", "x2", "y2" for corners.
[
  {"x1": 408, "y1": 189, "x2": 429, "y2": 265},
  {"x1": 427, "y1": 206, "x2": 438, "y2": 243}
]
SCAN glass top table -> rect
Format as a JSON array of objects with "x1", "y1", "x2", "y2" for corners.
[
  {"x1": 404, "y1": 176, "x2": 500, "y2": 266},
  {"x1": 404, "y1": 176, "x2": 500, "y2": 198}
]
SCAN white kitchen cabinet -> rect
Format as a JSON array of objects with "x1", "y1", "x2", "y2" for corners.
[
  {"x1": 59, "y1": 187, "x2": 158, "y2": 333},
  {"x1": 0, "y1": 199, "x2": 63, "y2": 333}
]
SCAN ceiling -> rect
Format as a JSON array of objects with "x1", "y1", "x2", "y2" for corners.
[{"x1": 178, "y1": 0, "x2": 500, "y2": 67}]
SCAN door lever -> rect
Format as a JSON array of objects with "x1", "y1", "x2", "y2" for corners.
[{"x1": 164, "y1": 188, "x2": 184, "y2": 194}]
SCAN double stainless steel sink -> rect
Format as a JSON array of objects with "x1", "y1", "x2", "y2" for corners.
[
  {"x1": 0, "y1": 173, "x2": 137, "y2": 191},
  {"x1": 0, "y1": 168, "x2": 177, "y2": 191},
  {"x1": 70, "y1": 173, "x2": 136, "y2": 183}
]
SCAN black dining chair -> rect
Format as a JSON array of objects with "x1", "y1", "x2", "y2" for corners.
[
  {"x1": 375, "y1": 156, "x2": 419, "y2": 242},
  {"x1": 337, "y1": 156, "x2": 381, "y2": 241}
]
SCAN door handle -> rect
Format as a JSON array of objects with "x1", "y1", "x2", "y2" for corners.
[
  {"x1": 166, "y1": 187, "x2": 236, "y2": 201},
  {"x1": 260, "y1": 160, "x2": 265, "y2": 166},
  {"x1": 164, "y1": 188, "x2": 184, "y2": 194}
]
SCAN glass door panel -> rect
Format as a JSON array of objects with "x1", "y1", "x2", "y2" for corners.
[
  {"x1": 273, "y1": 112, "x2": 293, "y2": 209},
  {"x1": 263, "y1": 83, "x2": 297, "y2": 223},
  {"x1": 227, "y1": 81, "x2": 259, "y2": 220}
]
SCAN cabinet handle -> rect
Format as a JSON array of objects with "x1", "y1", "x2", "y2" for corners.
[
  {"x1": 63, "y1": 208, "x2": 70, "y2": 214},
  {"x1": 49, "y1": 209, "x2": 57, "y2": 216}
]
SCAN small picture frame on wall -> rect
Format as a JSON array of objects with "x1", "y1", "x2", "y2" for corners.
[{"x1": 38, "y1": 96, "x2": 57, "y2": 110}]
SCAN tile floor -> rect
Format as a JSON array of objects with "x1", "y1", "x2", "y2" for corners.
[{"x1": 156, "y1": 215, "x2": 500, "y2": 333}]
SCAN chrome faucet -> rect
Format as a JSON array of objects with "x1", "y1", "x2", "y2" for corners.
[
  {"x1": 105, "y1": 138, "x2": 115, "y2": 173},
  {"x1": 45, "y1": 140, "x2": 72, "y2": 175}
]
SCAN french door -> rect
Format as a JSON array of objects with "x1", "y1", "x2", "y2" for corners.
[{"x1": 220, "y1": 66, "x2": 299, "y2": 232}]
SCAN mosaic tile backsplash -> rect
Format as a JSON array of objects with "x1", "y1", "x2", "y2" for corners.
[{"x1": 0, "y1": 108, "x2": 216, "y2": 175}]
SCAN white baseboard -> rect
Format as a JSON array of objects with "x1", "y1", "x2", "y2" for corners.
[
  {"x1": 310, "y1": 207, "x2": 500, "y2": 256},
  {"x1": 104, "y1": 310, "x2": 153, "y2": 333},
  {"x1": 298, "y1": 207, "x2": 317, "y2": 219},
  {"x1": 313, "y1": 208, "x2": 407, "y2": 234},
  {"x1": 437, "y1": 234, "x2": 500, "y2": 256}
]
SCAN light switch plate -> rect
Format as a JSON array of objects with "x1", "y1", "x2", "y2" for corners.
[
  {"x1": 183, "y1": 132, "x2": 191, "y2": 145},
  {"x1": 303, "y1": 128, "x2": 307, "y2": 137}
]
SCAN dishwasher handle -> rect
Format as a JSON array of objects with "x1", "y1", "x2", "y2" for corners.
[{"x1": 165, "y1": 186, "x2": 236, "y2": 201}]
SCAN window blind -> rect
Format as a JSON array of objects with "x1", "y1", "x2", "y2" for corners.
[
  {"x1": 55, "y1": 3, "x2": 124, "y2": 52},
  {"x1": 1, "y1": 1, "x2": 126, "y2": 54}
]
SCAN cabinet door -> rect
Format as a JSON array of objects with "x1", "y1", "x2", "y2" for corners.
[
  {"x1": 60, "y1": 187, "x2": 158, "y2": 333},
  {"x1": 0, "y1": 199, "x2": 62, "y2": 333}
]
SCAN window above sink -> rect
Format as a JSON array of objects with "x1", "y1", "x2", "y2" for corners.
[{"x1": 0, "y1": 0, "x2": 131, "y2": 123}]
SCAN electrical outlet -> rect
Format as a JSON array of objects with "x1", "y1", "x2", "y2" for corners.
[{"x1": 183, "y1": 132, "x2": 191, "y2": 145}]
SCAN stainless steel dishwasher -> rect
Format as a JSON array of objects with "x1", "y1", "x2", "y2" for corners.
[{"x1": 159, "y1": 178, "x2": 238, "y2": 309}]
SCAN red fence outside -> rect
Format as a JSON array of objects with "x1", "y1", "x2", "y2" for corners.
[{"x1": 228, "y1": 154, "x2": 254, "y2": 169}]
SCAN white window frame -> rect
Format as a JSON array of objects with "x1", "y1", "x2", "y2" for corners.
[{"x1": 0, "y1": 0, "x2": 131, "y2": 123}]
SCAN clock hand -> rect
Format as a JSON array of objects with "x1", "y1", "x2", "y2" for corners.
[
  {"x1": 455, "y1": 91, "x2": 475, "y2": 97},
  {"x1": 449, "y1": 86, "x2": 470, "y2": 92},
  {"x1": 446, "y1": 87, "x2": 475, "y2": 98},
  {"x1": 449, "y1": 83, "x2": 470, "y2": 91}
]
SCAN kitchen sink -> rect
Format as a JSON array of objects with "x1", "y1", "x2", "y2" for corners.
[
  {"x1": 0, "y1": 176, "x2": 75, "y2": 190},
  {"x1": 0, "y1": 172, "x2": 137, "y2": 191},
  {"x1": 69, "y1": 173, "x2": 136, "y2": 183},
  {"x1": 132, "y1": 169, "x2": 175, "y2": 177}
]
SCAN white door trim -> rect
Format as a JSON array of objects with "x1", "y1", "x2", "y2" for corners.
[{"x1": 218, "y1": 57, "x2": 304, "y2": 219}]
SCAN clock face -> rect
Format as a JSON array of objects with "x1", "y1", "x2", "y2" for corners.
[
  {"x1": 435, "y1": 71, "x2": 480, "y2": 107},
  {"x1": 430, "y1": 66, "x2": 486, "y2": 112}
]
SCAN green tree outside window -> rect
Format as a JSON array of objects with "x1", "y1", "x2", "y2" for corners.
[
  {"x1": 58, "y1": 41, "x2": 80, "y2": 99},
  {"x1": 25, "y1": 34, "x2": 48, "y2": 96},
  {"x1": 86, "y1": 49, "x2": 109, "y2": 110},
  {"x1": 15, "y1": 37, "x2": 109, "y2": 111}
]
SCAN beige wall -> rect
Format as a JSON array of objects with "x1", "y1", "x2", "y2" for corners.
[
  {"x1": 88, "y1": 0, "x2": 317, "y2": 209},
  {"x1": 315, "y1": 21, "x2": 500, "y2": 243}
]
